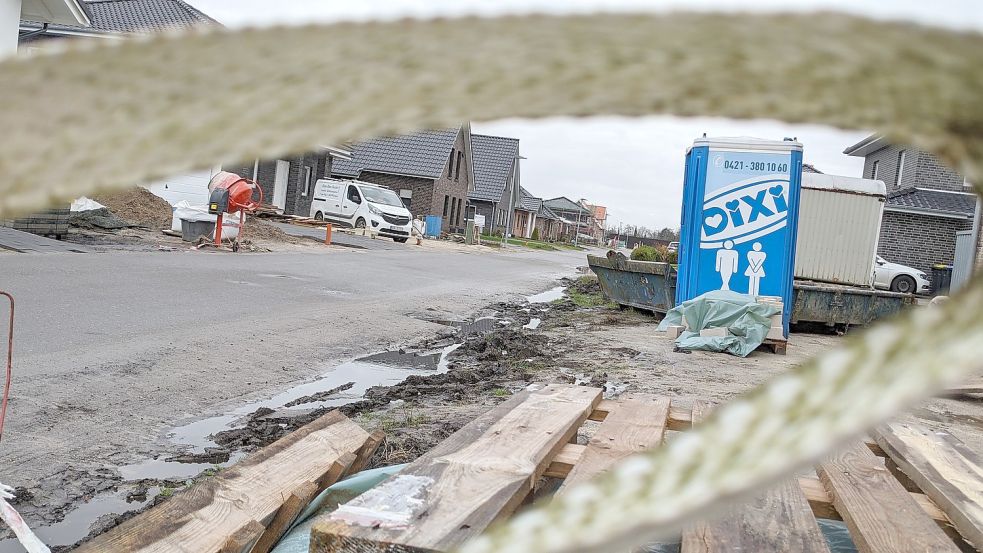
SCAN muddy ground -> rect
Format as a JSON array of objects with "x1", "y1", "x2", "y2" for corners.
[{"x1": 9, "y1": 275, "x2": 983, "y2": 551}]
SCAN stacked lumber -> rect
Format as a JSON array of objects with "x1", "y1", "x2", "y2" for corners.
[
  {"x1": 757, "y1": 295, "x2": 786, "y2": 342},
  {"x1": 311, "y1": 390, "x2": 982, "y2": 553},
  {"x1": 76, "y1": 411, "x2": 382, "y2": 553},
  {"x1": 311, "y1": 384, "x2": 600, "y2": 552}
]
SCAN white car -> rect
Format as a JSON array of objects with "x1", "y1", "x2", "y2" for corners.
[
  {"x1": 310, "y1": 179, "x2": 413, "y2": 243},
  {"x1": 873, "y1": 256, "x2": 931, "y2": 295}
]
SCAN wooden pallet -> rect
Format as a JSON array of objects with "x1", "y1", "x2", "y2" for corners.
[
  {"x1": 77, "y1": 411, "x2": 383, "y2": 553},
  {"x1": 312, "y1": 389, "x2": 983, "y2": 553},
  {"x1": 759, "y1": 338, "x2": 788, "y2": 355}
]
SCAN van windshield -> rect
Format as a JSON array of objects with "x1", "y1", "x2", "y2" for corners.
[{"x1": 360, "y1": 187, "x2": 405, "y2": 208}]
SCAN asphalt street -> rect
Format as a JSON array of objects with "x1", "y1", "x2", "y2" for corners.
[{"x1": 0, "y1": 244, "x2": 589, "y2": 487}]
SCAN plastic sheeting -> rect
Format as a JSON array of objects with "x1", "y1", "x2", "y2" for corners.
[
  {"x1": 70, "y1": 197, "x2": 105, "y2": 212},
  {"x1": 657, "y1": 290, "x2": 779, "y2": 357},
  {"x1": 271, "y1": 464, "x2": 406, "y2": 553}
]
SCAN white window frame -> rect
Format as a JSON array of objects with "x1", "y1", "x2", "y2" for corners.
[
  {"x1": 895, "y1": 150, "x2": 906, "y2": 187},
  {"x1": 301, "y1": 166, "x2": 312, "y2": 197},
  {"x1": 871, "y1": 160, "x2": 880, "y2": 181}
]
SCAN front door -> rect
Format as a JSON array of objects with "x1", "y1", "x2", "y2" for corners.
[
  {"x1": 272, "y1": 160, "x2": 289, "y2": 212},
  {"x1": 342, "y1": 185, "x2": 362, "y2": 220}
]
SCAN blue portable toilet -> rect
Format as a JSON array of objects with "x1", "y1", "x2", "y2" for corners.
[
  {"x1": 424, "y1": 215, "x2": 442, "y2": 238},
  {"x1": 675, "y1": 136, "x2": 804, "y2": 337}
]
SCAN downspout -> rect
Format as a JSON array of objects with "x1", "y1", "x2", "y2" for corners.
[{"x1": 971, "y1": 194, "x2": 982, "y2": 271}]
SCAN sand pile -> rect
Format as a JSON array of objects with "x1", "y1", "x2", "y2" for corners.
[{"x1": 91, "y1": 188, "x2": 173, "y2": 229}]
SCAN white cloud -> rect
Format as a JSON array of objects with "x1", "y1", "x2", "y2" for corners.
[{"x1": 475, "y1": 116, "x2": 867, "y2": 230}]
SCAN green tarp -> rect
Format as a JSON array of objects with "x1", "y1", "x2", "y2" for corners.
[{"x1": 657, "y1": 290, "x2": 779, "y2": 357}]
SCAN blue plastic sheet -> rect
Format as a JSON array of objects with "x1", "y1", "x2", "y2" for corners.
[{"x1": 657, "y1": 290, "x2": 779, "y2": 357}]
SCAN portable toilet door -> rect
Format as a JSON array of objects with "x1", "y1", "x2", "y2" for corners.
[{"x1": 675, "y1": 136, "x2": 804, "y2": 336}]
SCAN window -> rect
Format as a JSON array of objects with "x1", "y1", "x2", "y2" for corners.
[
  {"x1": 347, "y1": 185, "x2": 361, "y2": 204},
  {"x1": 871, "y1": 160, "x2": 880, "y2": 181},
  {"x1": 451, "y1": 198, "x2": 458, "y2": 224},
  {"x1": 399, "y1": 189, "x2": 412, "y2": 209},
  {"x1": 301, "y1": 166, "x2": 312, "y2": 197},
  {"x1": 448, "y1": 149, "x2": 455, "y2": 176},
  {"x1": 443, "y1": 195, "x2": 450, "y2": 217},
  {"x1": 895, "y1": 150, "x2": 907, "y2": 187},
  {"x1": 455, "y1": 151, "x2": 463, "y2": 182}
]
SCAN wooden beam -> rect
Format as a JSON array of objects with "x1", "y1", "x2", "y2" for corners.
[
  {"x1": 816, "y1": 443, "x2": 959, "y2": 553},
  {"x1": 544, "y1": 443, "x2": 586, "y2": 479},
  {"x1": 797, "y1": 475, "x2": 949, "y2": 524},
  {"x1": 251, "y1": 481, "x2": 321, "y2": 553},
  {"x1": 557, "y1": 394, "x2": 670, "y2": 493},
  {"x1": 682, "y1": 402, "x2": 830, "y2": 552},
  {"x1": 873, "y1": 422, "x2": 983, "y2": 549},
  {"x1": 588, "y1": 397, "x2": 691, "y2": 431},
  {"x1": 311, "y1": 384, "x2": 601, "y2": 553},
  {"x1": 76, "y1": 410, "x2": 368, "y2": 553}
]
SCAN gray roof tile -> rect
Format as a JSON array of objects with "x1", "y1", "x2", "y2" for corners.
[
  {"x1": 517, "y1": 187, "x2": 542, "y2": 212},
  {"x1": 332, "y1": 128, "x2": 460, "y2": 180},
  {"x1": 22, "y1": 0, "x2": 218, "y2": 34},
  {"x1": 469, "y1": 134, "x2": 518, "y2": 202},
  {"x1": 544, "y1": 196, "x2": 590, "y2": 215},
  {"x1": 886, "y1": 188, "x2": 976, "y2": 217}
]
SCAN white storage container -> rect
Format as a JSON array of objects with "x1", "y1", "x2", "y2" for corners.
[{"x1": 794, "y1": 173, "x2": 885, "y2": 287}]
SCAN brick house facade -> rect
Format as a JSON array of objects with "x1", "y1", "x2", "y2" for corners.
[
  {"x1": 331, "y1": 126, "x2": 474, "y2": 234},
  {"x1": 224, "y1": 149, "x2": 347, "y2": 217},
  {"x1": 845, "y1": 135, "x2": 978, "y2": 273}
]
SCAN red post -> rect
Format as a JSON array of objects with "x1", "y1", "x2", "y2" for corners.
[
  {"x1": 325, "y1": 223, "x2": 333, "y2": 245},
  {"x1": 214, "y1": 213, "x2": 224, "y2": 246}
]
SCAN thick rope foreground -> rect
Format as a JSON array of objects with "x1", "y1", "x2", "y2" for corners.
[{"x1": 1, "y1": 11, "x2": 981, "y2": 553}]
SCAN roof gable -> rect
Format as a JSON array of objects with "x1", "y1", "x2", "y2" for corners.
[
  {"x1": 517, "y1": 187, "x2": 542, "y2": 212},
  {"x1": 470, "y1": 133, "x2": 518, "y2": 202},
  {"x1": 544, "y1": 196, "x2": 589, "y2": 214},
  {"x1": 332, "y1": 128, "x2": 460, "y2": 180},
  {"x1": 843, "y1": 134, "x2": 887, "y2": 157}
]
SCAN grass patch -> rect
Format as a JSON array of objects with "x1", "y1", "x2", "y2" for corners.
[
  {"x1": 490, "y1": 388, "x2": 509, "y2": 397},
  {"x1": 480, "y1": 235, "x2": 585, "y2": 251}
]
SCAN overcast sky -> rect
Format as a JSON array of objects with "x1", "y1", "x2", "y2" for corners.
[{"x1": 187, "y1": 0, "x2": 977, "y2": 229}]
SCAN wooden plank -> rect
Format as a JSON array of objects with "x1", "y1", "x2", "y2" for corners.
[
  {"x1": 816, "y1": 443, "x2": 959, "y2": 553},
  {"x1": 682, "y1": 402, "x2": 830, "y2": 553},
  {"x1": 588, "y1": 398, "x2": 691, "y2": 431},
  {"x1": 797, "y1": 475, "x2": 950, "y2": 524},
  {"x1": 220, "y1": 520, "x2": 265, "y2": 553},
  {"x1": 557, "y1": 394, "x2": 670, "y2": 493},
  {"x1": 345, "y1": 430, "x2": 385, "y2": 477},
  {"x1": 311, "y1": 384, "x2": 601, "y2": 553},
  {"x1": 873, "y1": 422, "x2": 983, "y2": 549},
  {"x1": 544, "y1": 443, "x2": 586, "y2": 479},
  {"x1": 251, "y1": 481, "x2": 322, "y2": 553},
  {"x1": 76, "y1": 410, "x2": 368, "y2": 553}
]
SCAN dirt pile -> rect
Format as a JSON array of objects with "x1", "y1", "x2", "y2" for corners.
[
  {"x1": 91, "y1": 188, "x2": 173, "y2": 229},
  {"x1": 241, "y1": 218, "x2": 302, "y2": 243}
]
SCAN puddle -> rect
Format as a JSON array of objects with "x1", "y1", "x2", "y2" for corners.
[
  {"x1": 432, "y1": 316, "x2": 499, "y2": 336},
  {"x1": 527, "y1": 286, "x2": 565, "y2": 303},
  {"x1": 523, "y1": 318, "x2": 542, "y2": 330},
  {"x1": 0, "y1": 488, "x2": 159, "y2": 552},
  {"x1": 119, "y1": 344, "x2": 461, "y2": 481},
  {"x1": 118, "y1": 452, "x2": 246, "y2": 481}
]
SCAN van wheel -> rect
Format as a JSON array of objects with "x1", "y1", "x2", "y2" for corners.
[
  {"x1": 314, "y1": 212, "x2": 323, "y2": 221},
  {"x1": 355, "y1": 218, "x2": 366, "y2": 229},
  {"x1": 891, "y1": 275, "x2": 916, "y2": 294},
  {"x1": 394, "y1": 237, "x2": 408, "y2": 243}
]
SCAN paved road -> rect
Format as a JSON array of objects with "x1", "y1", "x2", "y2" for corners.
[
  {"x1": 270, "y1": 221, "x2": 408, "y2": 250},
  {"x1": 0, "y1": 244, "x2": 590, "y2": 488}
]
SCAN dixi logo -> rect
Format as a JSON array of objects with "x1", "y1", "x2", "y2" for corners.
[{"x1": 700, "y1": 178, "x2": 789, "y2": 249}]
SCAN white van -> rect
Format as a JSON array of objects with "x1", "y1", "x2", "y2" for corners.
[{"x1": 309, "y1": 179, "x2": 413, "y2": 243}]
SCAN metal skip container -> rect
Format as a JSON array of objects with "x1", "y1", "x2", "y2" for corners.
[{"x1": 675, "y1": 136, "x2": 804, "y2": 337}]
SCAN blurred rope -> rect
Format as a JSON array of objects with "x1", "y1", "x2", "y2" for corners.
[{"x1": 0, "y1": 12, "x2": 981, "y2": 553}]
